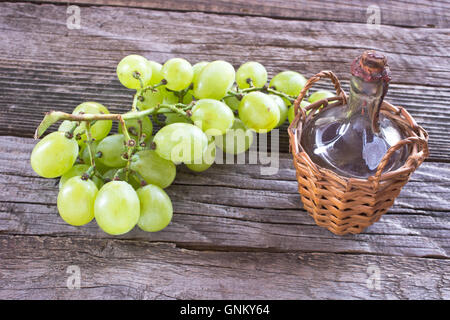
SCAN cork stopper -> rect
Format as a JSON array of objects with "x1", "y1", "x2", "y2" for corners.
[{"x1": 351, "y1": 50, "x2": 391, "y2": 83}]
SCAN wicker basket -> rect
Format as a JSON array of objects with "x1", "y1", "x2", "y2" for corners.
[{"x1": 288, "y1": 71, "x2": 429, "y2": 235}]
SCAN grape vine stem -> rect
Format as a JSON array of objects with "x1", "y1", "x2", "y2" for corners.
[
  {"x1": 85, "y1": 122, "x2": 95, "y2": 169},
  {"x1": 35, "y1": 102, "x2": 188, "y2": 139},
  {"x1": 225, "y1": 87, "x2": 296, "y2": 103}
]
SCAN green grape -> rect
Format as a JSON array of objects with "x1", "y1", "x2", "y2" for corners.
[
  {"x1": 30, "y1": 131, "x2": 79, "y2": 178},
  {"x1": 94, "y1": 181, "x2": 140, "y2": 235},
  {"x1": 181, "y1": 61, "x2": 208, "y2": 104},
  {"x1": 59, "y1": 164, "x2": 98, "y2": 186},
  {"x1": 192, "y1": 61, "x2": 209, "y2": 88},
  {"x1": 80, "y1": 140, "x2": 109, "y2": 174},
  {"x1": 80, "y1": 140, "x2": 99, "y2": 164},
  {"x1": 214, "y1": 118, "x2": 254, "y2": 155},
  {"x1": 73, "y1": 102, "x2": 112, "y2": 139},
  {"x1": 119, "y1": 115, "x2": 153, "y2": 140},
  {"x1": 164, "y1": 112, "x2": 193, "y2": 125},
  {"x1": 182, "y1": 90, "x2": 194, "y2": 104},
  {"x1": 58, "y1": 120, "x2": 74, "y2": 133},
  {"x1": 269, "y1": 71, "x2": 307, "y2": 97},
  {"x1": 130, "y1": 150, "x2": 176, "y2": 188},
  {"x1": 137, "y1": 85, "x2": 179, "y2": 110},
  {"x1": 161, "y1": 58, "x2": 193, "y2": 91},
  {"x1": 238, "y1": 92, "x2": 280, "y2": 133},
  {"x1": 308, "y1": 90, "x2": 335, "y2": 103},
  {"x1": 137, "y1": 87, "x2": 165, "y2": 110},
  {"x1": 146, "y1": 60, "x2": 164, "y2": 85},
  {"x1": 61, "y1": 102, "x2": 112, "y2": 147},
  {"x1": 116, "y1": 54, "x2": 152, "y2": 89},
  {"x1": 102, "y1": 168, "x2": 117, "y2": 181},
  {"x1": 194, "y1": 60, "x2": 235, "y2": 100},
  {"x1": 137, "y1": 184, "x2": 173, "y2": 232},
  {"x1": 57, "y1": 176, "x2": 98, "y2": 226},
  {"x1": 128, "y1": 173, "x2": 143, "y2": 190},
  {"x1": 223, "y1": 95, "x2": 240, "y2": 111},
  {"x1": 162, "y1": 87, "x2": 179, "y2": 104},
  {"x1": 288, "y1": 101, "x2": 310, "y2": 123},
  {"x1": 59, "y1": 164, "x2": 104, "y2": 190},
  {"x1": 191, "y1": 99, "x2": 234, "y2": 136},
  {"x1": 186, "y1": 140, "x2": 216, "y2": 172},
  {"x1": 103, "y1": 168, "x2": 141, "y2": 190},
  {"x1": 153, "y1": 123, "x2": 208, "y2": 164},
  {"x1": 91, "y1": 176, "x2": 104, "y2": 190},
  {"x1": 148, "y1": 88, "x2": 180, "y2": 114},
  {"x1": 236, "y1": 61, "x2": 267, "y2": 89},
  {"x1": 269, "y1": 94, "x2": 289, "y2": 128},
  {"x1": 96, "y1": 134, "x2": 127, "y2": 168},
  {"x1": 223, "y1": 85, "x2": 240, "y2": 111},
  {"x1": 139, "y1": 134, "x2": 154, "y2": 150},
  {"x1": 59, "y1": 164, "x2": 89, "y2": 188}
]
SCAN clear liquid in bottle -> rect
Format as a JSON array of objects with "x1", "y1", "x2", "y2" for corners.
[{"x1": 301, "y1": 51, "x2": 409, "y2": 178}]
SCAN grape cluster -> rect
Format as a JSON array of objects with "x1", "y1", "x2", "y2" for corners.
[{"x1": 30, "y1": 54, "x2": 334, "y2": 235}]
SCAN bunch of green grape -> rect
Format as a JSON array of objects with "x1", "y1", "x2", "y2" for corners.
[{"x1": 30, "y1": 54, "x2": 334, "y2": 236}]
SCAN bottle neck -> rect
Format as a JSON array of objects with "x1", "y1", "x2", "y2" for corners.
[{"x1": 346, "y1": 75, "x2": 387, "y2": 133}]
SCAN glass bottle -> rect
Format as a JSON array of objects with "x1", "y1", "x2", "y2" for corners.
[{"x1": 301, "y1": 51, "x2": 409, "y2": 178}]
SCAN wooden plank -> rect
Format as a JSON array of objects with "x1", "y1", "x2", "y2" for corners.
[
  {"x1": 1, "y1": 1, "x2": 447, "y2": 301},
  {"x1": 29, "y1": 0, "x2": 450, "y2": 28},
  {"x1": 0, "y1": 235, "x2": 448, "y2": 299},
  {"x1": 0, "y1": 3, "x2": 449, "y2": 159},
  {"x1": 1, "y1": 136, "x2": 449, "y2": 258}
]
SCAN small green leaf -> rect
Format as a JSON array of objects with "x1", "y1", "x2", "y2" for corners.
[{"x1": 34, "y1": 111, "x2": 64, "y2": 139}]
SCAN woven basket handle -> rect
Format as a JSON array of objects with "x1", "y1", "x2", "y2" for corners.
[
  {"x1": 288, "y1": 70, "x2": 347, "y2": 155},
  {"x1": 292, "y1": 70, "x2": 347, "y2": 117},
  {"x1": 373, "y1": 136, "x2": 429, "y2": 181}
]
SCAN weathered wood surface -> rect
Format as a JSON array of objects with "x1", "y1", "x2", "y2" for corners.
[
  {"x1": 32, "y1": 0, "x2": 450, "y2": 28},
  {"x1": 0, "y1": 135, "x2": 449, "y2": 299},
  {"x1": 0, "y1": 2, "x2": 450, "y2": 159},
  {"x1": 1, "y1": 235, "x2": 449, "y2": 300},
  {"x1": 1, "y1": 136, "x2": 450, "y2": 258},
  {"x1": 0, "y1": 1, "x2": 449, "y2": 300}
]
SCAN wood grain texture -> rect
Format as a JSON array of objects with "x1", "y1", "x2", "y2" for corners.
[
  {"x1": 1, "y1": 136, "x2": 449, "y2": 258},
  {"x1": 0, "y1": 235, "x2": 449, "y2": 300},
  {"x1": 28, "y1": 0, "x2": 450, "y2": 28},
  {"x1": 1, "y1": 2, "x2": 449, "y2": 300},
  {"x1": 0, "y1": 3, "x2": 449, "y2": 160}
]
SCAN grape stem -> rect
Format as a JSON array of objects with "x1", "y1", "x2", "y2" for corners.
[
  {"x1": 133, "y1": 171, "x2": 147, "y2": 187},
  {"x1": 64, "y1": 121, "x2": 80, "y2": 139},
  {"x1": 118, "y1": 117, "x2": 132, "y2": 143},
  {"x1": 84, "y1": 121, "x2": 96, "y2": 170},
  {"x1": 118, "y1": 119, "x2": 135, "y2": 181},
  {"x1": 173, "y1": 85, "x2": 192, "y2": 103},
  {"x1": 131, "y1": 92, "x2": 139, "y2": 112},
  {"x1": 157, "y1": 103, "x2": 189, "y2": 117},
  {"x1": 33, "y1": 84, "x2": 194, "y2": 186},
  {"x1": 266, "y1": 87, "x2": 296, "y2": 103},
  {"x1": 36, "y1": 83, "x2": 299, "y2": 140},
  {"x1": 141, "y1": 80, "x2": 167, "y2": 94},
  {"x1": 137, "y1": 119, "x2": 143, "y2": 144},
  {"x1": 113, "y1": 167, "x2": 126, "y2": 181},
  {"x1": 34, "y1": 101, "x2": 194, "y2": 139},
  {"x1": 35, "y1": 84, "x2": 293, "y2": 140},
  {"x1": 225, "y1": 86, "x2": 296, "y2": 103}
]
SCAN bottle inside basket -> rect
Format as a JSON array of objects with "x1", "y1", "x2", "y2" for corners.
[{"x1": 301, "y1": 50, "x2": 409, "y2": 178}]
